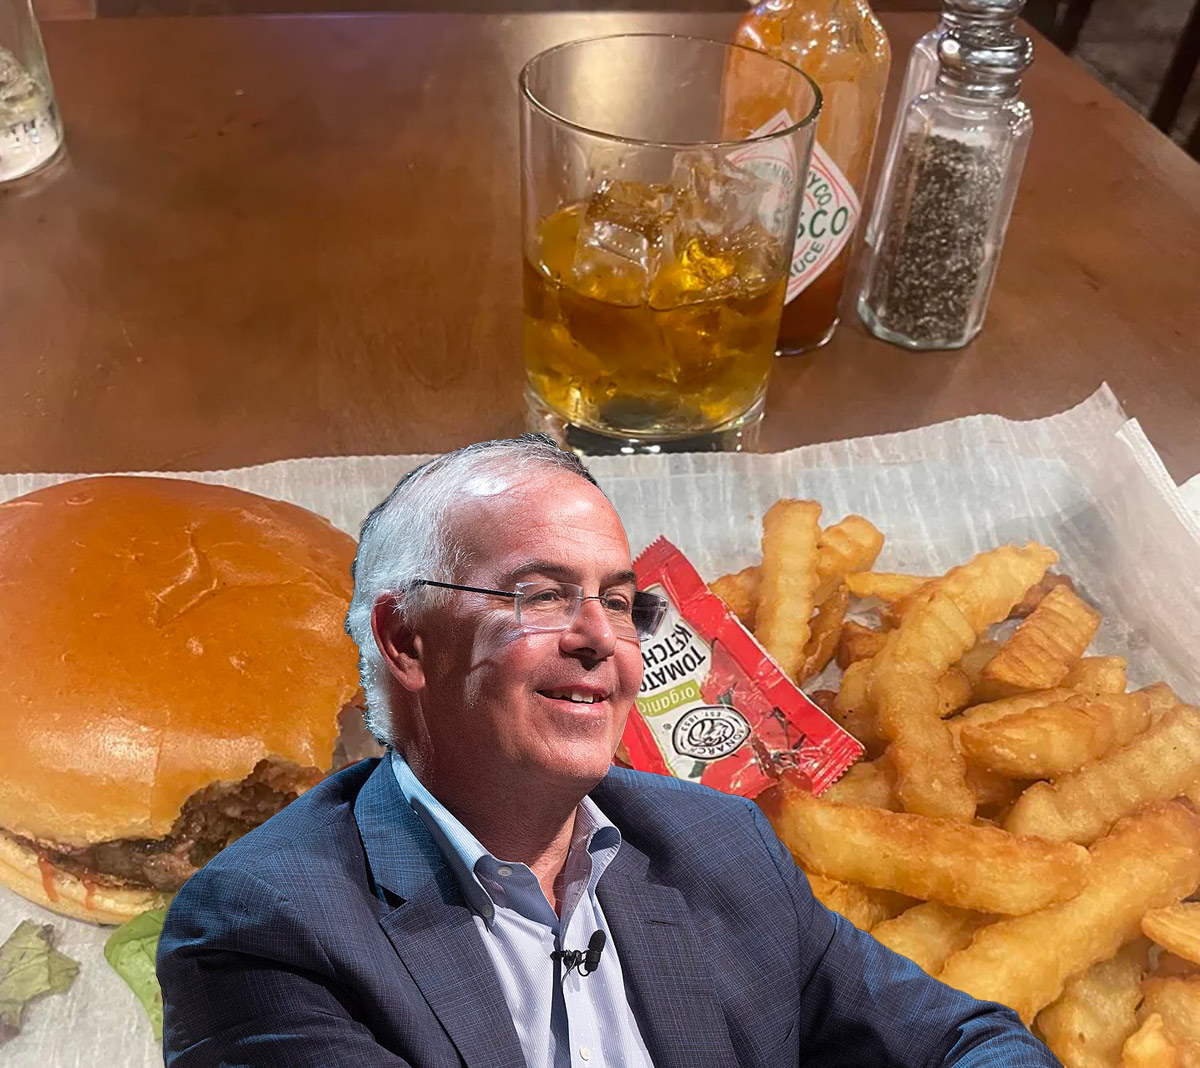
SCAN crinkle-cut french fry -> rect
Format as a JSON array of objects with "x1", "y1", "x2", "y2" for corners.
[
  {"x1": 826, "y1": 723, "x2": 1012, "y2": 812},
  {"x1": 874, "y1": 666, "x2": 973, "y2": 821},
  {"x1": 878, "y1": 671, "x2": 975, "y2": 823},
  {"x1": 862, "y1": 544, "x2": 1057, "y2": 821},
  {"x1": 709, "y1": 566, "x2": 758, "y2": 629},
  {"x1": 708, "y1": 514, "x2": 885, "y2": 629},
  {"x1": 836, "y1": 620, "x2": 888, "y2": 669},
  {"x1": 937, "y1": 803, "x2": 1200, "y2": 1023},
  {"x1": 959, "y1": 692, "x2": 1152, "y2": 779},
  {"x1": 833, "y1": 669, "x2": 974, "y2": 760},
  {"x1": 797, "y1": 584, "x2": 848, "y2": 684},
  {"x1": 845, "y1": 571, "x2": 930, "y2": 602},
  {"x1": 970, "y1": 677, "x2": 1032, "y2": 704},
  {"x1": 959, "y1": 639, "x2": 1002, "y2": 686},
  {"x1": 1141, "y1": 683, "x2": 1181, "y2": 726},
  {"x1": 1121, "y1": 1014, "x2": 1185, "y2": 1068},
  {"x1": 755, "y1": 500, "x2": 822, "y2": 680},
  {"x1": 947, "y1": 688, "x2": 1080, "y2": 746},
  {"x1": 1065, "y1": 656, "x2": 1129, "y2": 695},
  {"x1": 1143, "y1": 905, "x2": 1200, "y2": 967},
  {"x1": 937, "y1": 668, "x2": 973, "y2": 717},
  {"x1": 885, "y1": 578, "x2": 944, "y2": 627},
  {"x1": 880, "y1": 546, "x2": 1059, "y2": 698},
  {"x1": 1004, "y1": 703, "x2": 1200, "y2": 845},
  {"x1": 871, "y1": 902, "x2": 993, "y2": 976},
  {"x1": 980, "y1": 584, "x2": 1102, "y2": 692},
  {"x1": 1011, "y1": 572, "x2": 1077, "y2": 619},
  {"x1": 823, "y1": 756, "x2": 898, "y2": 809},
  {"x1": 757, "y1": 781, "x2": 1089, "y2": 915},
  {"x1": 803, "y1": 871, "x2": 912, "y2": 932},
  {"x1": 837, "y1": 656, "x2": 873, "y2": 707},
  {"x1": 831, "y1": 659, "x2": 881, "y2": 750},
  {"x1": 1036, "y1": 939, "x2": 1151, "y2": 1068},
  {"x1": 812, "y1": 515, "x2": 884, "y2": 605},
  {"x1": 1141, "y1": 976, "x2": 1200, "y2": 1045},
  {"x1": 829, "y1": 707, "x2": 886, "y2": 759}
]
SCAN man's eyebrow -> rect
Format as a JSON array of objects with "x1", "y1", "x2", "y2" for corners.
[{"x1": 499, "y1": 561, "x2": 638, "y2": 588}]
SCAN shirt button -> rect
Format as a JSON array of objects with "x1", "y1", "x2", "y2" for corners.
[
  {"x1": 497, "y1": 865, "x2": 512, "y2": 877},
  {"x1": 579, "y1": 1047, "x2": 591, "y2": 1061}
]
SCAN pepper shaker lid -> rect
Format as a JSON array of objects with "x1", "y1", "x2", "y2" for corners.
[
  {"x1": 938, "y1": 25, "x2": 1034, "y2": 86},
  {"x1": 943, "y1": 0, "x2": 1026, "y2": 20}
]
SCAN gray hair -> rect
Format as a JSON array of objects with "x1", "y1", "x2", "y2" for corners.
[{"x1": 344, "y1": 434, "x2": 600, "y2": 748}]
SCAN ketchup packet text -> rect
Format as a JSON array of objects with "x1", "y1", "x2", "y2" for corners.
[{"x1": 622, "y1": 537, "x2": 863, "y2": 797}]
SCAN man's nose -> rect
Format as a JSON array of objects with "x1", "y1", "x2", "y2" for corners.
[{"x1": 560, "y1": 596, "x2": 618, "y2": 658}]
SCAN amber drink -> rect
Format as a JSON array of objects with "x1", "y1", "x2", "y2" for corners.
[{"x1": 520, "y1": 35, "x2": 819, "y2": 452}]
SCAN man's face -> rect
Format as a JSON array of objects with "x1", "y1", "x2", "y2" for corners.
[{"x1": 405, "y1": 468, "x2": 644, "y2": 802}]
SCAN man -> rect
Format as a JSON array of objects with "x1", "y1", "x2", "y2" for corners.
[{"x1": 157, "y1": 435, "x2": 1059, "y2": 1067}]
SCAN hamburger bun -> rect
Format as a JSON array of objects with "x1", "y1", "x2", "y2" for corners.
[{"x1": 0, "y1": 476, "x2": 367, "y2": 923}]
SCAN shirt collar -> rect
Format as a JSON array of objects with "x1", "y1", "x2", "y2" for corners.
[{"x1": 390, "y1": 752, "x2": 622, "y2": 927}]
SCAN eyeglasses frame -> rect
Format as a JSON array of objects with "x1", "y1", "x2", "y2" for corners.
[{"x1": 407, "y1": 579, "x2": 667, "y2": 640}]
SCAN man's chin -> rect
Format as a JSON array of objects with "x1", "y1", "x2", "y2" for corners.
[{"x1": 529, "y1": 744, "x2": 620, "y2": 799}]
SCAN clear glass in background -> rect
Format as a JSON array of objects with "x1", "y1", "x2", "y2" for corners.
[
  {"x1": 520, "y1": 34, "x2": 820, "y2": 455},
  {"x1": 0, "y1": 0, "x2": 62, "y2": 182},
  {"x1": 864, "y1": 0, "x2": 1025, "y2": 255},
  {"x1": 857, "y1": 27, "x2": 1033, "y2": 350}
]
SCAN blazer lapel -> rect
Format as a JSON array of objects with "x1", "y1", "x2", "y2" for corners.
[
  {"x1": 354, "y1": 753, "x2": 526, "y2": 1068},
  {"x1": 598, "y1": 842, "x2": 740, "y2": 1068}
]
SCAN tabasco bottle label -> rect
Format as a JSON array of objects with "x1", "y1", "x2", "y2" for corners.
[
  {"x1": 786, "y1": 140, "x2": 860, "y2": 302},
  {"x1": 726, "y1": 108, "x2": 800, "y2": 238}
]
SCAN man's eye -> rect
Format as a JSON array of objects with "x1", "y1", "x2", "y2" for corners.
[
  {"x1": 601, "y1": 593, "x2": 634, "y2": 614},
  {"x1": 526, "y1": 588, "x2": 568, "y2": 605}
]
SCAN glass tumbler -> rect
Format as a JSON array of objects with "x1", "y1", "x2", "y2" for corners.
[
  {"x1": 520, "y1": 34, "x2": 820, "y2": 454},
  {"x1": 0, "y1": 0, "x2": 63, "y2": 183}
]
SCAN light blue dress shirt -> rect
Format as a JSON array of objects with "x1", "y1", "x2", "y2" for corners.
[{"x1": 391, "y1": 754, "x2": 656, "y2": 1068}]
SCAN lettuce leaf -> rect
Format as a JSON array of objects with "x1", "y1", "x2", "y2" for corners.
[
  {"x1": 104, "y1": 907, "x2": 167, "y2": 1040},
  {"x1": 0, "y1": 921, "x2": 81, "y2": 1044}
]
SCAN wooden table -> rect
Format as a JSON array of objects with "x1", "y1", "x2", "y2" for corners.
[{"x1": 3, "y1": 12, "x2": 1199, "y2": 480}]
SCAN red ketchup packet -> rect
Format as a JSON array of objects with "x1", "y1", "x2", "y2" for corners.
[{"x1": 622, "y1": 537, "x2": 863, "y2": 798}]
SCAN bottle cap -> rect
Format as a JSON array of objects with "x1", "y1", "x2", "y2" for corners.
[{"x1": 938, "y1": 25, "x2": 1033, "y2": 89}]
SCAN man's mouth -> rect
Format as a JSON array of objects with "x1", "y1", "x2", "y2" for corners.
[{"x1": 537, "y1": 688, "x2": 609, "y2": 705}]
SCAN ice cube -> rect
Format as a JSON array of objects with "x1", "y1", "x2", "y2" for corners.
[
  {"x1": 0, "y1": 48, "x2": 47, "y2": 119},
  {"x1": 650, "y1": 220, "x2": 782, "y2": 310},
  {"x1": 647, "y1": 151, "x2": 782, "y2": 309},
  {"x1": 571, "y1": 180, "x2": 672, "y2": 307},
  {"x1": 670, "y1": 149, "x2": 767, "y2": 239},
  {"x1": 650, "y1": 235, "x2": 739, "y2": 310}
]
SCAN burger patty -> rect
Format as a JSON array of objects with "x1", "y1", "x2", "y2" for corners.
[
  {"x1": 13, "y1": 757, "x2": 326, "y2": 892},
  {"x1": 13, "y1": 696, "x2": 384, "y2": 894}
]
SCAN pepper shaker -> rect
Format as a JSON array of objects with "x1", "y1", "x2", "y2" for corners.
[
  {"x1": 865, "y1": 0, "x2": 1025, "y2": 256},
  {"x1": 857, "y1": 27, "x2": 1033, "y2": 350}
]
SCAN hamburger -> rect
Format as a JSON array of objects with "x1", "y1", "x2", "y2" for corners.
[{"x1": 0, "y1": 476, "x2": 381, "y2": 925}]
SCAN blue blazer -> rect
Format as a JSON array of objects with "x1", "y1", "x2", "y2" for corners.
[{"x1": 157, "y1": 752, "x2": 1058, "y2": 1067}]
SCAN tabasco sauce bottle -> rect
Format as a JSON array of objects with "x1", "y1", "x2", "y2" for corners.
[{"x1": 734, "y1": 0, "x2": 891, "y2": 353}]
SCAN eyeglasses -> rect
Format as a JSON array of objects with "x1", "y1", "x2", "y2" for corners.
[{"x1": 410, "y1": 579, "x2": 668, "y2": 641}]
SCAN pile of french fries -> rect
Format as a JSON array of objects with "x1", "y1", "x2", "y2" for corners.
[{"x1": 710, "y1": 500, "x2": 1200, "y2": 1067}]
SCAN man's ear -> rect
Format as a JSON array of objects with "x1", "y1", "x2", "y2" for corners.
[{"x1": 371, "y1": 593, "x2": 426, "y2": 693}]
